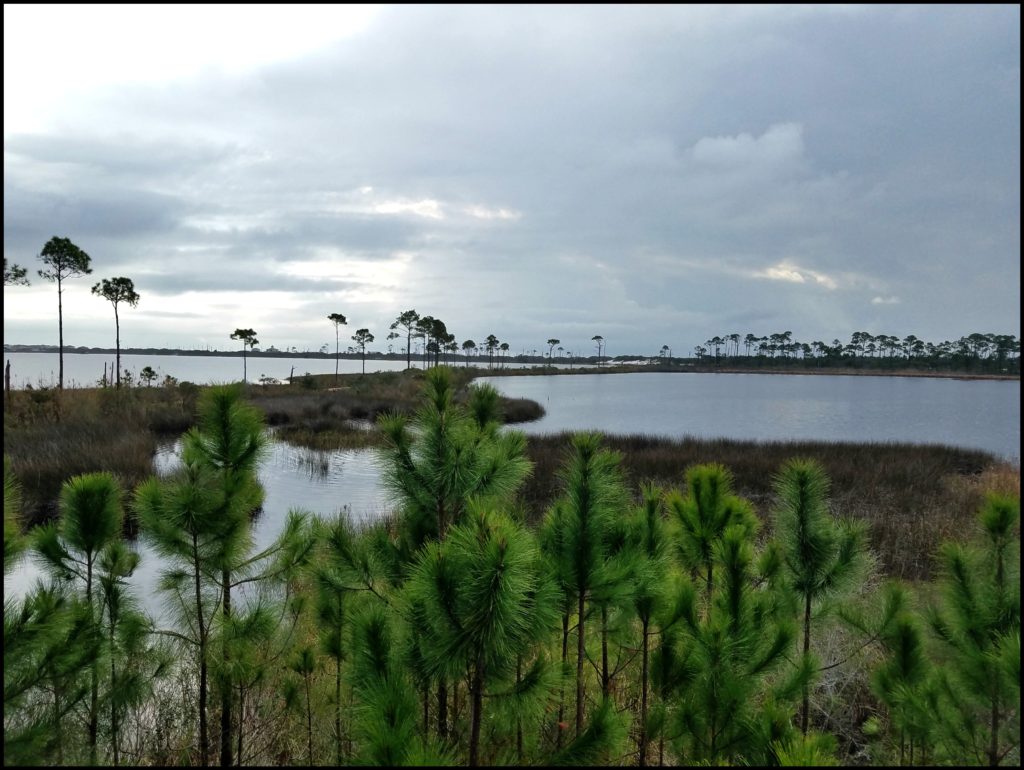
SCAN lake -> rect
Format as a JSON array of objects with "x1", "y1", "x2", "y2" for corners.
[
  {"x1": 485, "y1": 371, "x2": 1021, "y2": 462},
  {"x1": 1, "y1": 352, "x2": 581, "y2": 389}
]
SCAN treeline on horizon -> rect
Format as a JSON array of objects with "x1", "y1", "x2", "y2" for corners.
[
  {"x1": 5, "y1": 242, "x2": 1020, "y2": 378},
  {"x1": 4, "y1": 369, "x2": 1020, "y2": 767},
  {"x1": 4, "y1": 326, "x2": 1021, "y2": 376},
  {"x1": 693, "y1": 331, "x2": 1020, "y2": 375}
]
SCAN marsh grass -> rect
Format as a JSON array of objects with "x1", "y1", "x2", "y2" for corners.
[
  {"x1": 249, "y1": 369, "x2": 543, "y2": 449},
  {"x1": 520, "y1": 433, "x2": 1012, "y2": 580},
  {"x1": 4, "y1": 385, "x2": 196, "y2": 524}
]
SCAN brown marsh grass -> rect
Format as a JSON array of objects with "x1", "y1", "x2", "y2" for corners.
[
  {"x1": 519, "y1": 432, "x2": 1015, "y2": 581},
  {"x1": 248, "y1": 369, "x2": 544, "y2": 449},
  {"x1": 4, "y1": 384, "x2": 196, "y2": 524}
]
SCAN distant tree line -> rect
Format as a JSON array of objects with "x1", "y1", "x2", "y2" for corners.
[{"x1": 693, "y1": 331, "x2": 1020, "y2": 374}]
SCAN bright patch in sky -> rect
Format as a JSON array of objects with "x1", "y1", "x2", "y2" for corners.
[
  {"x1": 3, "y1": 4, "x2": 381, "y2": 134},
  {"x1": 373, "y1": 199, "x2": 445, "y2": 220},
  {"x1": 691, "y1": 123, "x2": 805, "y2": 168},
  {"x1": 754, "y1": 261, "x2": 838, "y2": 290}
]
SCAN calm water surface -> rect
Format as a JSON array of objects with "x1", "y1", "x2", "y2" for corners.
[
  {"x1": 2, "y1": 352, "x2": 581, "y2": 389},
  {"x1": 4, "y1": 352, "x2": 410, "y2": 388},
  {"x1": 5, "y1": 436, "x2": 393, "y2": 618},
  {"x1": 486, "y1": 371, "x2": 1020, "y2": 462}
]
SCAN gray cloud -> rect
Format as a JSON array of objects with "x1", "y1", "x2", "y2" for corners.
[{"x1": 4, "y1": 5, "x2": 1019, "y2": 353}]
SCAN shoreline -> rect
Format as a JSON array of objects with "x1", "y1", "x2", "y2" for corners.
[
  {"x1": 4, "y1": 348, "x2": 1018, "y2": 384},
  {"x1": 472, "y1": 363, "x2": 1020, "y2": 383}
]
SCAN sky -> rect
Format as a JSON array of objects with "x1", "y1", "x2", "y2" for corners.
[{"x1": 3, "y1": 4, "x2": 1020, "y2": 357}]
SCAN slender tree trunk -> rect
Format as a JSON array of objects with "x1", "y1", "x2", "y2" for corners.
[
  {"x1": 575, "y1": 590, "x2": 586, "y2": 737},
  {"x1": 199, "y1": 643, "x2": 210, "y2": 765},
  {"x1": 516, "y1": 656, "x2": 523, "y2": 764},
  {"x1": 406, "y1": 330, "x2": 411, "y2": 370},
  {"x1": 237, "y1": 686, "x2": 244, "y2": 766},
  {"x1": 58, "y1": 279, "x2": 64, "y2": 390},
  {"x1": 6, "y1": 359, "x2": 12, "y2": 412},
  {"x1": 988, "y1": 693, "x2": 999, "y2": 767},
  {"x1": 335, "y1": 328, "x2": 340, "y2": 384},
  {"x1": 468, "y1": 660, "x2": 485, "y2": 767},
  {"x1": 659, "y1": 734, "x2": 664, "y2": 766},
  {"x1": 241, "y1": 347, "x2": 247, "y2": 383},
  {"x1": 111, "y1": 623, "x2": 120, "y2": 766},
  {"x1": 87, "y1": 555, "x2": 99, "y2": 765},
  {"x1": 53, "y1": 683, "x2": 64, "y2": 764},
  {"x1": 115, "y1": 305, "x2": 121, "y2": 388},
  {"x1": 453, "y1": 676, "x2": 460, "y2": 728},
  {"x1": 437, "y1": 680, "x2": 448, "y2": 741},
  {"x1": 639, "y1": 618, "x2": 649, "y2": 767},
  {"x1": 436, "y1": 497, "x2": 447, "y2": 541},
  {"x1": 801, "y1": 592, "x2": 812, "y2": 735},
  {"x1": 304, "y1": 674, "x2": 313, "y2": 766},
  {"x1": 422, "y1": 684, "x2": 430, "y2": 737},
  {"x1": 194, "y1": 541, "x2": 210, "y2": 766},
  {"x1": 346, "y1": 682, "x2": 353, "y2": 760},
  {"x1": 601, "y1": 605, "x2": 610, "y2": 696},
  {"x1": 221, "y1": 569, "x2": 233, "y2": 767},
  {"x1": 557, "y1": 611, "x2": 569, "y2": 748},
  {"x1": 336, "y1": 659, "x2": 343, "y2": 766}
]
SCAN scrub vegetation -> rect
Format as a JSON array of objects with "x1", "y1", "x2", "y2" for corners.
[{"x1": 3, "y1": 369, "x2": 1019, "y2": 766}]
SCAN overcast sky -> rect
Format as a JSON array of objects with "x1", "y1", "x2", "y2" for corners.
[{"x1": 3, "y1": 4, "x2": 1020, "y2": 356}]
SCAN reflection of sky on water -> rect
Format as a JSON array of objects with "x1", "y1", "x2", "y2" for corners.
[
  {"x1": 6, "y1": 436, "x2": 393, "y2": 620},
  {"x1": 487, "y1": 372, "x2": 1019, "y2": 462}
]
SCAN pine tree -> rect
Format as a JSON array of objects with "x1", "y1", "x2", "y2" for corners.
[
  {"x1": 926, "y1": 493, "x2": 1020, "y2": 766},
  {"x1": 404, "y1": 505, "x2": 558, "y2": 765},
  {"x1": 181, "y1": 384, "x2": 267, "y2": 767},
  {"x1": 4, "y1": 455, "x2": 26, "y2": 567},
  {"x1": 4, "y1": 460, "x2": 95, "y2": 764},
  {"x1": 667, "y1": 463, "x2": 757, "y2": 609},
  {"x1": 312, "y1": 519, "x2": 351, "y2": 765},
  {"x1": 541, "y1": 432, "x2": 630, "y2": 737},
  {"x1": 136, "y1": 462, "x2": 238, "y2": 766},
  {"x1": 869, "y1": 583, "x2": 935, "y2": 765},
  {"x1": 771, "y1": 458, "x2": 868, "y2": 734},
  {"x1": 627, "y1": 484, "x2": 688, "y2": 766},
  {"x1": 98, "y1": 541, "x2": 170, "y2": 766},
  {"x1": 671, "y1": 519, "x2": 810, "y2": 764},
  {"x1": 538, "y1": 499, "x2": 577, "y2": 750},
  {"x1": 33, "y1": 471, "x2": 125, "y2": 764},
  {"x1": 224, "y1": 603, "x2": 282, "y2": 766},
  {"x1": 347, "y1": 605, "x2": 453, "y2": 766},
  {"x1": 376, "y1": 366, "x2": 531, "y2": 740}
]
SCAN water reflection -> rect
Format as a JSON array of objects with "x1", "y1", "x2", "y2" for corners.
[
  {"x1": 485, "y1": 372, "x2": 1020, "y2": 462},
  {"x1": 6, "y1": 435, "x2": 391, "y2": 619},
  {"x1": 294, "y1": 447, "x2": 331, "y2": 480}
]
